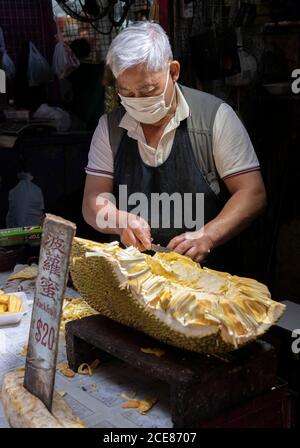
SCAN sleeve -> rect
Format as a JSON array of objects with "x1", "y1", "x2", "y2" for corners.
[
  {"x1": 212, "y1": 103, "x2": 260, "y2": 180},
  {"x1": 85, "y1": 114, "x2": 114, "y2": 178}
]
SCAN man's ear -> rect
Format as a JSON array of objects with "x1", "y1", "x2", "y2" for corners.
[{"x1": 170, "y1": 60, "x2": 180, "y2": 82}]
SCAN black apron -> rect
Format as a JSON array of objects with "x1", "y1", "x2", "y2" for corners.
[{"x1": 113, "y1": 119, "x2": 238, "y2": 271}]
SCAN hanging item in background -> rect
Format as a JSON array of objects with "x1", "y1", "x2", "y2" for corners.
[
  {"x1": 27, "y1": 41, "x2": 53, "y2": 87},
  {"x1": 233, "y1": 3, "x2": 257, "y2": 27},
  {"x1": 52, "y1": 19, "x2": 80, "y2": 80},
  {"x1": 82, "y1": 0, "x2": 102, "y2": 17},
  {"x1": 190, "y1": 28, "x2": 241, "y2": 81},
  {"x1": 33, "y1": 104, "x2": 71, "y2": 132},
  {"x1": 226, "y1": 28, "x2": 257, "y2": 87},
  {"x1": 180, "y1": 0, "x2": 193, "y2": 19},
  {"x1": 0, "y1": 27, "x2": 16, "y2": 80},
  {"x1": 149, "y1": 0, "x2": 160, "y2": 22},
  {"x1": 56, "y1": 0, "x2": 131, "y2": 32},
  {"x1": 159, "y1": 0, "x2": 169, "y2": 32},
  {"x1": 6, "y1": 172, "x2": 44, "y2": 228}
]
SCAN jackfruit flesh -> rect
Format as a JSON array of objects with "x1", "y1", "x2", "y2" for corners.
[{"x1": 70, "y1": 238, "x2": 286, "y2": 353}]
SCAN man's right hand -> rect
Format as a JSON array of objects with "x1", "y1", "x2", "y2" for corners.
[
  {"x1": 82, "y1": 175, "x2": 152, "y2": 250},
  {"x1": 118, "y1": 211, "x2": 152, "y2": 251}
]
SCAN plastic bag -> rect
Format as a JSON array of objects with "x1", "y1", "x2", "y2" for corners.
[
  {"x1": 6, "y1": 172, "x2": 45, "y2": 228},
  {"x1": 226, "y1": 48, "x2": 257, "y2": 86},
  {"x1": 226, "y1": 28, "x2": 257, "y2": 86},
  {"x1": 53, "y1": 42, "x2": 80, "y2": 79},
  {"x1": 52, "y1": 21, "x2": 80, "y2": 79},
  {"x1": 33, "y1": 103, "x2": 71, "y2": 132},
  {"x1": 0, "y1": 27, "x2": 16, "y2": 79},
  {"x1": 27, "y1": 41, "x2": 53, "y2": 86}
]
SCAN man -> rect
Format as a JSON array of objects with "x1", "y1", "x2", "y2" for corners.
[{"x1": 82, "y1": 21, "x2": 266, "y2": 269}]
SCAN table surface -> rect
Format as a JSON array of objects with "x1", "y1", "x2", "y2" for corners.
[
  {"x1": 1, "y1": 267, "x2": 294, "y2": 429},
  {"x1": 0, "y1": 269, "x2": 172, "y2": 429}
]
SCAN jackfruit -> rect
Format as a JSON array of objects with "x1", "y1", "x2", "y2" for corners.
[
  {"x1": 60, "y1": 296, "x2": 98, "y2": 332},
  {"x1": 70, "y1": 237, "x2": 286, "y2": 353}
]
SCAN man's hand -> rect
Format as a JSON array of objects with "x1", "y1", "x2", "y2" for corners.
[
  {"x1": 118, "y1": 211, "x2": 152, "y2": 251},
  {"x1": 82, "y1": 175, "x2": 152, "y2": 250},
  {"x1": 168, "y1": 171, "x2": 266, "y2": 263},
  {"x1": 167, "y1": 231, "x2": 214, "y2": 262}
]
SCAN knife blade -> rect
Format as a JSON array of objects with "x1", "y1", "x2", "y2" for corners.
[{"x1": 150, "y1": 243, "x2": 171, "y2": 253}]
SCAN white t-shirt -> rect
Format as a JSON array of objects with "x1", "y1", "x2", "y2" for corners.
[{"x1": 85, "y1": 84, "x2": 260, "y2": 180}]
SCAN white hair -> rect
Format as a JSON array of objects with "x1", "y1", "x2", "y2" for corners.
[{"x1": 106, "y1": 21, "x2": 173, "y2": 78}]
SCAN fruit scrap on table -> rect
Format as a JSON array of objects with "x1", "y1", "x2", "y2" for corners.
[
  {"x1": 7, "y1": 265, "x2": 38, "y2": 281},
  {"x1": 60, "y1": 297, "x2": 98, "y2": 332},
  {"x1": 18, "y1": 344, "x2": 28, "y2": 357},
  {"x1": 57, "y1": 362, "x2": 76, "y2": 378},
  {"x1": 122, "y1": 397, "x2": 158, "y2": 414},
  {"x1": 140, "y1": 347, "x2": 165, "y2": 357},
  {"x1": 77, "y1": 359, "x2": 101, "y2": 376}
]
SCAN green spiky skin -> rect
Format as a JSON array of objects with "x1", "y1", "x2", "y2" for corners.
[{"x1": 70, "y1": 238, "x2": 237, "y2": 354}]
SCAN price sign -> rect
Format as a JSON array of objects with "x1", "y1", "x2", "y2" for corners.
[{"x1": 24, "y1": 214, "x2": 76, "y2": 410}]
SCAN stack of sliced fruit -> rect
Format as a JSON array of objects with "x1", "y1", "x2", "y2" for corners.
[{"x1": 0, "y1": 290, "x2": 23, "y2": 314}]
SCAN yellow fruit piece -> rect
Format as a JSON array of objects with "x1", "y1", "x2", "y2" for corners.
[
  {"x1": 122, "y1": 400, "x2": 140, "y2": 409},
  {"x1": 138, "y1": 397, "x2": 158, "y2": 415},
  {"x1": 18, "y1": 345, "x2": 28, "y2": 357},
  {"x1": 0, "y1": 304, "x2": 8, "y2": 313},
  {"x1": 89, "y1": 359, "x2": 100, "y2": 370},
  {"x1": 0, "y1": 294, "x2": 9, "y2": 305},
  {"x1": 121, "y1": 397, "x2": 158, "y2": 414},
  {"x1": 8, "y1": 266, "x2": 38, "y2": 281},
  {"x1": 140, "y1": 348, "x2": 165, "y2": 358},
  {"x1": 60, "y1": 297, "x2": 98, "y2": 332},
  {"x1": 77, "y1": 363, "x2": 92, "y2": 376},
  {"x1": 57, "y1": 362, "x2": 75, "y2": 378},
  {"x1": 8, "y1": 295, "x2": 21, "y2": 313}
]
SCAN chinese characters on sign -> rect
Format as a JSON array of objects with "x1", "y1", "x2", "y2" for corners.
[{"x1": 24, "y1": 215, "x2": 76, "y2": 411}]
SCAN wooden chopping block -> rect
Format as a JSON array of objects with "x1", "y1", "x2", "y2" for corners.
[{"x1": 2, "y1": 371, "x2": 86, "y2": 428}]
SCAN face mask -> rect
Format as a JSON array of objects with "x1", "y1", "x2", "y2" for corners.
[{"x1": 118, "y1": 68, "x2": 176, "y2": 124}]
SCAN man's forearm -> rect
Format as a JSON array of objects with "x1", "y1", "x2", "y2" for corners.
[
  {"x1": 82, "y1": 195, "x2": 123, "y2": 235},
  {"x1": 83, "y1": 194, "x2": 152, "y2": 249},
  {"x1": 204, "y1": 189, "x2": 266, "y2": 249}
]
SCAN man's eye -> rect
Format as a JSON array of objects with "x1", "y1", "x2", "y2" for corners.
[
  {"x1": 120, "y1": 91, "x2": 134, "y2": 97},
  {"x1": 143, "y1": 88, "x2": 156, "y2": 96}
]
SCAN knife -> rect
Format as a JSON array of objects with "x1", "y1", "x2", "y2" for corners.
[{"x1": 150, "y1": 243, "x2": 171, "y2": 253}]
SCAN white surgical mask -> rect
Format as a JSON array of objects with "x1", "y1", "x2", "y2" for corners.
[{"x1": 118, "y1": 68, "x2": 176, "y2": 124}]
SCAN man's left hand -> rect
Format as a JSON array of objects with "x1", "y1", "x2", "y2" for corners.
[{"x1": 167, "y1": 231, "x2": 214, "y2": 262}]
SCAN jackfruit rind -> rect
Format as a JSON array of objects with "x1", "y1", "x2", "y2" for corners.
[{"x1": 70, "y1": 237, "x2": 286, "y2": 353}]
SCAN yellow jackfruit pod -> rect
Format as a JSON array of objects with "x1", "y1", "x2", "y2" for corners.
[{"x1": 70, "y1": 237, "x2": 286, "y2": 354}]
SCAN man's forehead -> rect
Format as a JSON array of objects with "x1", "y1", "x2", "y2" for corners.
[
  {"x1": 118, "y1": 81, "x2": 159, "y2": 91},
  {"x1": 117, "y1": 68, "x2": 164, "y2": 88}
]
